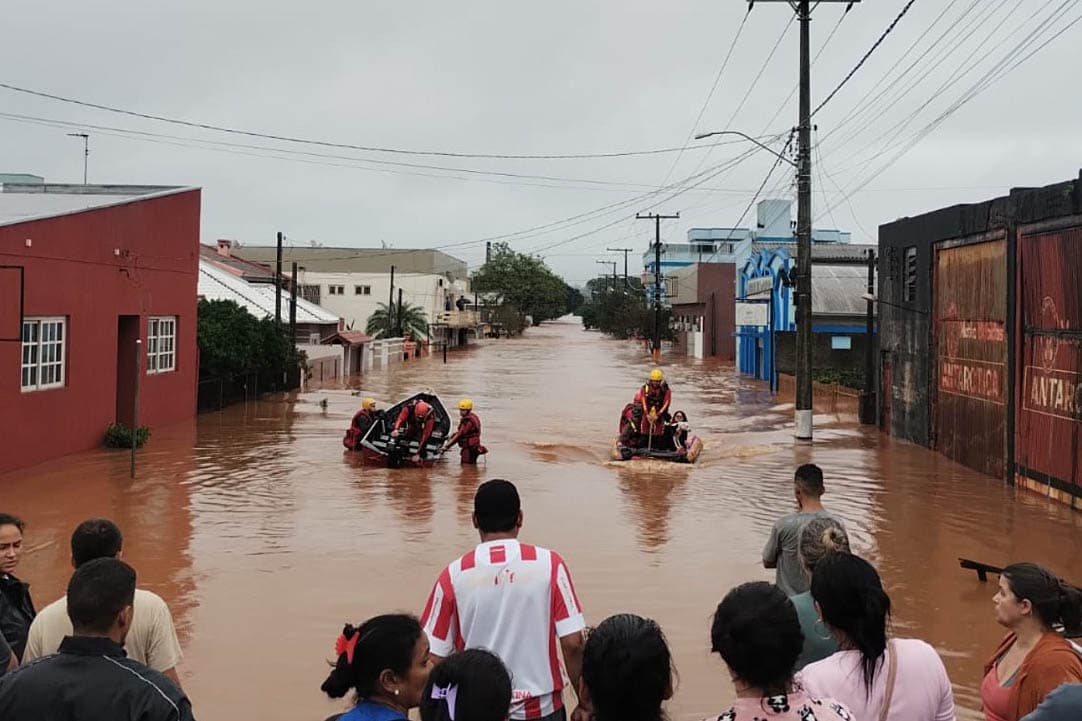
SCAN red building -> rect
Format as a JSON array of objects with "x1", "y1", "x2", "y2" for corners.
[{"x1": 0, "y1": 183, "x2": 201, "y2": 474}]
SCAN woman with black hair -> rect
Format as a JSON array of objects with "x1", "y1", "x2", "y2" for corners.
[
  {"x1": 420, "y1": 649, "x2": 512, "y2": 721},
  {"x1": 574, "y1": 614, "x2": 673, "y2": 721},
  {"x1": 981, "y1": 562, "x2": 1082, "y2": 721},
  {"x1": 710, "y1": 582, "x2": 851, "y2": 721},
  {"x1": 800, "y1": 553, "x2": 955, "y2": 721},
  {"x1": 321, "y1": 614, "x2": 433, "y2": 721}
]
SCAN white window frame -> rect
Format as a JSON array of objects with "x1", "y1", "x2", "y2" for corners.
[
  {"x1": 21, "y1": 317, "x2": 66, "y2": 392},
  {"x1": 147, "y1": 316, "x2": 177, "y2": 374}
]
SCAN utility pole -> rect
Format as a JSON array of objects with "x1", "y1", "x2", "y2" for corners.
[
  {"x1": 754, "y1": 0, "x2": 858, "y2": 440},
  {"x1": 636, "y1": 212, "x2": 679, "y2": 362},
  {"x1": 485, "y1": 241, "x2": 492, "y2": 264},
  {"x1": 388, "y1": 264, "x2": 396, "y2": 336},
  {"x1": 861, "y1": 249, "x2": 876, "y2": 425},
  {"x1": 606, "y1": 247, "x2": 634, "y2": 287},
  {"x1": 289, "y1": 261, "x2": 299, "y2": 345},
  {"x1": 596, "y1": 260, "x2": 617, "y2": 292},
  {"x1": 67, "y1": 132, "x2": 89, "y2": 184},
  {"x1": 397, "y1": 287, "x2": 404, "y2": 338},
  {"x1": 275, "y1": 231, "x2": 284, "y2": 325}
]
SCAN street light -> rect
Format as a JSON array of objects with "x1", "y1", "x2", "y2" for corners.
[
  {"x1": 693, "y1": 130, "x2": 797, "y2": 167},
  {"x1": 67, "y1": 132, "x2": 89, "y2": 184}
]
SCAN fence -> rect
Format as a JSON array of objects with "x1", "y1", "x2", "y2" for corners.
[{"x1": 197, "y1": 367, "x2": 301, "y2": 412}]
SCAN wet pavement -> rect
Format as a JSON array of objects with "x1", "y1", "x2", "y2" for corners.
[{"x1": 5, "y1": 316, "x2": 1082, "y2": 721}]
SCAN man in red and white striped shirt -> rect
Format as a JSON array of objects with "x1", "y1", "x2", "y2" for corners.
[{"x1": 421, "y1": 480, "x2": 586, "y2": 721}]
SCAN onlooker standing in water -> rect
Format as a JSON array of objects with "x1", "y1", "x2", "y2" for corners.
[
  {"x1": 710, "y1": 582, "x2": 851, "y2": 721},
  {"x1": 420, "y1": 648, "x2": 512, "y2": 721},
  {"x1": 762, "y1": 465, "x2": 842, "y2": 596},
  {"x1": 421, "y1": 479, "x2": 586, "y2": 721},
  {"x1": 321, "y1": 614, "x2": 433, "y2": 721},
  {"x1": 792, "y1": 516, "x2": 850, "y2": 670},
  {"x1": 0, "y1": 513, "x2": 34, "y2": 662},
  {"x1": 800, "y1": 552, "x2": 955, "y2": 721},
  {"x1": 0, "y1": 558, "x2": 192, "y2": 720},
  {"x1": 23, "y1": 518, "x2": 184, "y2": 686},
  {"x1": 573, "y1": 614, "x2": 673, "y2": 721},
  {"x1": 981, "y1": 563, "x2": 1082, "y2": 721}
]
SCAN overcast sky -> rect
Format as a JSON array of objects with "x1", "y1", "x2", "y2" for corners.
[{"x1": 2, "y1": 1, "x2": 1079, "y2": 284}]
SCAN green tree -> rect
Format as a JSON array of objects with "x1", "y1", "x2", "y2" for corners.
[
  {"x1": 197, "y1": 299, "x2": 302, "y2": 386},
  {"x1": 471, "y1": 243, "x2": 576, "y2": 326},
  {"x1": 579, "y1": 278, "x2": 674, "y2": 341},
  {"x1": 365, "y1": 301, "x2": 429, "y2": 339}
]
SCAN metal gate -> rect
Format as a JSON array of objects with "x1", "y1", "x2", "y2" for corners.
[
  {"x1": 933, "y1": 236, "x2": 1007, "y2": 478},
  {"x1": 1015, "y1": 221, "x2": 1082, "y2": 498}
]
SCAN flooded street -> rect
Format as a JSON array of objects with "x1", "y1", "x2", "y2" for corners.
[{"x1": 5, "y1": 317, "x2": 1082, "y2": 721}]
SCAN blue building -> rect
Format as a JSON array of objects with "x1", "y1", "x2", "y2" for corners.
[{"x1": 736, "y1": 245, "x2": 876, "y2": 382}]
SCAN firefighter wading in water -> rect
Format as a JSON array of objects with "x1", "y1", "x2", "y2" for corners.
[{"x1": 442, "y1": 399, "x2": 487, "y2": 464}]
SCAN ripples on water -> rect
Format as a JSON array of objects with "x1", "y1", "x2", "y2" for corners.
[{"x1": 4, "y1": 317, "x2": 1082, "y2": 721}]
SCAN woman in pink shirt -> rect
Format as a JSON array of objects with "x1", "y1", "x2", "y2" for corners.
[
  {"x1": 710, "y1": 582, "x2": 852, "y2": 721},
  {"x1": 799, "y1": 553, "x2": 956, "y2": 721}
]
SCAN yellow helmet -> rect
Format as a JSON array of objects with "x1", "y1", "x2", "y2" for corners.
[
  {"x1": 459, "y1": 398, "x2": 474, "y2": 411},
  {"x1": 649, "y1": 369, "x2": 664, "y2": 382},
  {"x1": 361, "y1": 397, "x2": 376, "y2": 411}
]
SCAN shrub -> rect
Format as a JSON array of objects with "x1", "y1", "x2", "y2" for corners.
[{"x1": 104, "y1": 423, "x2": 150, "y2": 448}]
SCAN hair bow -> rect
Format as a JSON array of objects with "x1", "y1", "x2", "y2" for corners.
[
  {"x1": 431, "y1": 684, "x2": 458, "y2": 721},
  {"x1": 334, "y1": 627, "x2": 360, "y2": 665}
]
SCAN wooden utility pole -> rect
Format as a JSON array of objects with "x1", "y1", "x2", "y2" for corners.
[
  {"x1": 606, "y1": 247, "x2": 635, "y2": 287},
  {"x1": 274, "y1": 231, "x2": 284, "y2": 325},
  {"x1": 636, "y1": 212, "x2": 679, "y2": 362}
]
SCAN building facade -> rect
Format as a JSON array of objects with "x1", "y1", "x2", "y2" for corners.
[
  {"x1": 878, "y1": 172, "x2": 1082, "y2": 506},
  {"x1": 233, "y1": 247, "x2": 470, "y2": 336},
  {"x1": 0, "y1": 184, "x2": 201, "y2": 473},
  {"x1": 668, "y1": 263, "x2": 736, "y2": 360}
]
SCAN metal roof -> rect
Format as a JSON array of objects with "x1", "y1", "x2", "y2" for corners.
[
  {"x1": 811, "y1": 264, "x2": 876, "y2": 316},
  {"x1": 197, "y1": 260, "x2": 340, "y2": 325},
  {"x1": 752, "y1": 241, "x2": 875, "y2": 262},
  {"x1": 0, "y1": 185, "x2": 195, "y2": 228}
]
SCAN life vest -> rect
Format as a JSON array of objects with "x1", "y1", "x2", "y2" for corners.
[
  {"x1": 343, "y1": 409, "x2": 374, "y2": 449},
  {"x1": 455, "y1": 412, "x2": 482, "y2": 448}
]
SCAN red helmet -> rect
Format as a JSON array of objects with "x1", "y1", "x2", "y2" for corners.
[{"x1": 413, "y1": 401, "x2": 432, "y2": 417}]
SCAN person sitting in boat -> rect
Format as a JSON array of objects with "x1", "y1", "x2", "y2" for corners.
[
  {"x1": 617, "y1": 403, "x2": 646, "y2": 449},
  {"x1": 670, "y1": 410, "x2": 699, "y2": 453},
  {"x1": 634, "y1": 368, "x2": 672, "y2": 436},
  {"x1": 343, "y1": 398, "x2": 381, "y2": 451},
  {"x1": 442, "y1": 399, "x2": 487, "y2": 464},
  {"x1": 391, "y1": 399, "x2": 437, "y2": 463}
]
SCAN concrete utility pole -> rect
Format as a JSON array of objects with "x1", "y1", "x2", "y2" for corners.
[
  {"x1": 485, "y1": 241, "x2": 492, "y2": 264},
  {"x1": 752, "y1": 0, "x2": 859, "y2": 441},
  {"x1": 289, "y1": 261, "x2": 299, "y2": 344},
  {"x1": 636, "y1": 212, "x2": 679, "y2": 362},
  {"x1": 388, "y1": 264, "x2": 396, "y2": 334},
  {"x1": 596, "y1": 260, "x2": 618, "y2": 291},
  {"x1": 275, "y1": 232, "x2": 284, "y2": 325},
  {"x1": 861, "y1": 249, "x2": 876, "y2": 425},
  {"x1": 67, "y1": 132, "x2": 89, "y2": 184},
  {"x1": 606, "y1": 247, "x2": 635, "y2": 287}
]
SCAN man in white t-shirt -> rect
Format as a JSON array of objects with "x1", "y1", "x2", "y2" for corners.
[
  {"x1": 21, "y1": 518, "x2": 183, "y2": 687},
  {"x1": 421, "y1": 479, "x2": 586, "y2": 721}
]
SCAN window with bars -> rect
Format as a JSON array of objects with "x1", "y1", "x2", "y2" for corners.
[
  {"x1": 147, "y1": 316, "x2": 177, "y2": 374},
  {"x1": 21, "y1": 317, "x2": 66, "y2": 391},
  {"x1": 300, "y1": 285, "x2": 321, "y2": 305},
  {"x1": 903, "y1": 247, "x2": 918, "y2": 302}
]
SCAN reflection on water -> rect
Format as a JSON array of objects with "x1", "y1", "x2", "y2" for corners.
[{"x1": 3, "y1": 317, "x2": 1082, "y2": 721}]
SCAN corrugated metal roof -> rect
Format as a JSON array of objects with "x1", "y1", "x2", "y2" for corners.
[
  {"x1": 811, "y1": 265, "x2": 876, "y2": 316},
  {"x1": 752, "y1": 241, "x2": 875, "y2": 262},
  {"x1": 197, "y1": 260, "x2": 340, "y2": 325},
  {"x1": 0, "y1": 186, "x2": 194, "y2": 228}
]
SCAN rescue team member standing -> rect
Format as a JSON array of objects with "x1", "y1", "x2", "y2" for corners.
[
  {"x1": 0, "y1": 558, "x2": 193, "y2": 721},
  {"x1": 344, "y1": 398, "x2": 381, "y2": 450},
  {"x1": 635, "y1": 369, "x2": 672, "y2": 434},
  {"x1": 0, "y1": 513, "x2": 34, "y2": 663},
  {"x1": 392, "y1": 400, "x2": 437, "y2": 463},
  {"x1": 421, "y1": 480, "x2": 587, "y2": 721},
  {"x1": 443, "y1": 399, "x2": 486, "y2": 464},
  {"x1": 23, "y1": 518, "x2": 184, "y2": 688}
]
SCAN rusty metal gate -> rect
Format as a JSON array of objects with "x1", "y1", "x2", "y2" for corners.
[
  {"x1": 1015, "y1": 221, "x2": 1082, "y2": 498},
  {"x1": 933, "y1": 236, "x2": 1007, "y2": 478}
]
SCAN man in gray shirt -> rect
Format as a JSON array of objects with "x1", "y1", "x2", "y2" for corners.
[{"x1": 762, "y1": 464, "x2": 842, "y2": 595}]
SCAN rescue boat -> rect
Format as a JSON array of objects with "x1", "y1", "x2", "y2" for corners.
[
  {"x1": 610, "y1": 403, "x2": 703, "y2": 464},
  {"x1": 357, "y1": 392, "x2": 452, "y2": 468}
]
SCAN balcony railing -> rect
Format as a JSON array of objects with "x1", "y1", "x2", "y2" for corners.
[{"x1": 433, "y1": 310, "x2": 483, "y2": 328}]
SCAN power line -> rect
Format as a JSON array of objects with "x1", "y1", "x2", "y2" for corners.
[
  {"x1": 812, "y1": 0, "x2": 919, "y2": 116},
  {"x1": 0, "y1": 80, "x2": 771, "y2": 162}
]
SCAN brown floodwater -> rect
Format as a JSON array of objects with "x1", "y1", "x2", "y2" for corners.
[{"x1": 4, "y1": 316, "x2": 1082, "y2": 721}]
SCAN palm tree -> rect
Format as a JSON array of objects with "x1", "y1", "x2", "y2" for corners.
[{"x1": 365, "y1": 302, "x2": 429, "y2": 339}]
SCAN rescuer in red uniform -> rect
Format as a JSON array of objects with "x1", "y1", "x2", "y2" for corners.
[
  {"x1": 391, "y1": 399, "x2": 436, "y2": 463},
  {"x1": 343, "y1": 397, "x2": 380, "y2": 450},
  {"x1": 442, "y1": 399, "x2": 487, "y2": 464},
  {"x1": 634, "y1": 368, "x2": 672, "y2": 435}
]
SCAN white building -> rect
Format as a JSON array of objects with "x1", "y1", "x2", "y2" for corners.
[{"x1": 233, "y1": 247, "x2": 471, "y2": 336}]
